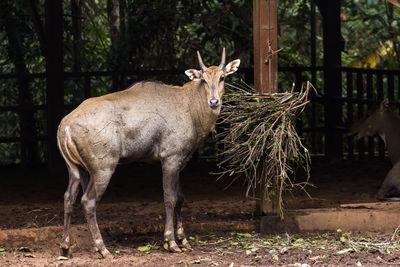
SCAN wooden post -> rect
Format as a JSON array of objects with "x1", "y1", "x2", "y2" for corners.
[
  {"x1": 45, "y1": 0, "x2": 64, "y2": 170},
  {"x1": 253, "y1": 0, "x2": 278, "y2": 94},
  {"x1": 253, "y1": 0, "x2": 279, "y2": 217}
]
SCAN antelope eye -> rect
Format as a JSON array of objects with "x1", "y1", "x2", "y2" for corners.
[
  {"x1": 201, "y1": 78, "x2": 206, "y2": 83},
  {"x1": 220, "y1": 76, "x2": 225, "y2": 82}
]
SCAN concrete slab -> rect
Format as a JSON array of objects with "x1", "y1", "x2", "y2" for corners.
[{"x1": 261, "y1": 201, "x2": 400, "y2": 234}]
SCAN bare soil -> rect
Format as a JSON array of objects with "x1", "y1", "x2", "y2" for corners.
[{"x1": 1, "y1": 160, "x2": 399, "y2": 266}]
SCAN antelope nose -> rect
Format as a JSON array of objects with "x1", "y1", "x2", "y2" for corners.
[{"x1": 209, "y1": 98, "x2": 220, "y2": 108}]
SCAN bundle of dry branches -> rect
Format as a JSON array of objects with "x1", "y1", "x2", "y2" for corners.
[{"x1": 216, "y1": 81, "x2": 312, "y2": 215}]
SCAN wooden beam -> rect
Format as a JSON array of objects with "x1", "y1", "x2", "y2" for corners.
[
  {"x1": 253, "y1": 0, "x2": 279, "y2": 216},
  {"x1": 253, "y1": 0, "x2": 278, "y2": 94},
  {"x1": 45, "y1": 0, "x2": 64, "y2": 170}
]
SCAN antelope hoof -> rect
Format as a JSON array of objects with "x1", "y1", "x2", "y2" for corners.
[
  {"x1": 60, "y1": 247, "x2": 71, "y2": 258},
  {"x1": 60, "y1": 244, "x2": 72, "y2": 258},
  {"x1": 168, "y1": 241, "x2": 182, "y2": 253},
  {"x1": 100, "y1": 248, "x2": 113, "y2": 259},
  {"x1": 180, "y1": 238, "x2": 192, "y2": 250}
]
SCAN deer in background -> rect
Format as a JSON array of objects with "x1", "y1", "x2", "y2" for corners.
[
  {"x1": 349, "y1": 99, "x2": 400, "y2": 200},
  {"x1": 57, "y1": 49, "x2": 240, "y2": 258}
]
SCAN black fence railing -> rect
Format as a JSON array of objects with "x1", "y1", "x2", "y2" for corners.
[{"x1": 1, "y1": 66, "x2": 399, "y2": 165}]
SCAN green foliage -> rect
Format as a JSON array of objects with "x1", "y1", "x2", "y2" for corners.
[{"x1": 342, "y1": 0, "x2": 400, "y2": 68}]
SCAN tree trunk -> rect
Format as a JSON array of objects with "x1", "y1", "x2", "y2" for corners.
[
  {"x1": 107, "y1": 0, "x2": 121, "y2": 91},
  {"x1": 45, "y1": 0, "x2": 64, "y2": 171},
  {"x1": 71, "y1": 0, "x2": 82, "y2": 74},
  {"x1": 71, "y1": 0, "x2": 84, "y2": 100},
  {"x1": 0, "y1": 1, "x2": 39, "y2": 166},
  {"x1": 27, "y1": 0, "x2": 47, "y2": 55}
]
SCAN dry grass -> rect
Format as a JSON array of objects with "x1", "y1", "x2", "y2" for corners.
[{"x1": 216, "y1": 81, "x2": 313, "y2": 215}]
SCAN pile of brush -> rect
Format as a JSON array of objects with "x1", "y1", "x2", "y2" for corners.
[{"x1": 216, "y1": 81, "x2": 313, "y2": 215}]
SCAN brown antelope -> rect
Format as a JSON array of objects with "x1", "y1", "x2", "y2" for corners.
[
  {"x1": 349, "y1": 99, "x2": 400, "y2": 200},
  {"x1": 57, "y1": 49, "x2": 240, "y2": 258}
]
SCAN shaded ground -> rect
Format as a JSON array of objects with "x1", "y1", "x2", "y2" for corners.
[{"x1": 1, "y1": 159, "x2": 399, "y2": 266}]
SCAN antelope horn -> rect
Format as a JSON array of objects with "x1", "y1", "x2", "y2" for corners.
[
  {"x1": 197, "y1": 51, "x2": 207, "y2": 72},
  {"x1": 219, "y1": 47, "x2": 226, "y2": 69}
]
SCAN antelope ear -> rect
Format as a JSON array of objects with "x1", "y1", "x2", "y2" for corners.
[
  {"x1": 380, "y1": 99, "x2": 389, "y2": 112},
  {"x1": 225, "y1": 59, "x2": 240, "y2": 75},
  {"x1": 185, "y1": 69, "x2": 202, "y2": 80}
]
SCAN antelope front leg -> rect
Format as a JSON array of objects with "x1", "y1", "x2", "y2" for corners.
[{"x1": 162, "y1": 158, "x2": 182, "y2": 253}]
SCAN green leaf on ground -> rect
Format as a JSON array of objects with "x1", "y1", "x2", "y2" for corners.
[{"x1": 138, "y1": 244, "x2": 153, "y2": 253}]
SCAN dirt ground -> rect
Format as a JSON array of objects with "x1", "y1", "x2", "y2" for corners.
[{"x1": 1, "y1": 159, "x2": 399, "y2": 266}]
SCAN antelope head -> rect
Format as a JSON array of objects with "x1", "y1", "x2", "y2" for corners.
[
  {"x1": 185, "y1": 48, "x2": 240, "y2": 109},
  {"x1": 349, "y1": 99, "x2": 389, "y2": 138}
]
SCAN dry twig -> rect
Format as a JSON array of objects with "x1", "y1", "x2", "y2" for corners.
[{"x1": 216, "y1": 81, "x2": 312, "y2": 215}]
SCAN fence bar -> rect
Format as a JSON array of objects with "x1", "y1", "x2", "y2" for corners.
[
  {"x1": 398, "y1": 74, "x2": 400, "y2": 112},
  {"x1": 366, "y1": 73, "x2": 374, "y2": 159},
  {"x1": 356, "y1": 72, "x2": 365, "y2": 159},
  {"x1": 376, "y1": 73, "x2": 385, "y2": 159},
  {"x1": 84, "y1": 76, "x2": 91, "y2": 99},
  {"x1": 388, "y1": 73, "x2": 394, "y2": 101},
  {"x1": 295, "y1": 71, "x2": 303, "y2": 137},
  {"x1": 346, "y1": 71, "x2": 354, "y2": 159}
]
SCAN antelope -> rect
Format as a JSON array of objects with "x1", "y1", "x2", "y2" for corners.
[
  {"x1": 57, "y1": 49, "x2": 240, "y2": 258},
  {"x1": 349, "y1": 99, "x2": 400, "y2": 200}
]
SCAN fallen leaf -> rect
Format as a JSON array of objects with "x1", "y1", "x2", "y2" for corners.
[
  {"x1": 228, "y1": 263, "x2": 234, "y2": 267},
  {"x1": 24, "y1": 253, "x2": 35, "y2": 258},
  {"x1": 57, "y1": 256, "x2": 69, "y2": 260},
  {"x1": 163, "y1": 243, "x2": 168, "y2": 250},
  {"x1": 254, "y1": 255, "x2": 262, "y2": 261},
  {"x1": 138, "y1": 244, "x2": 152, "y2": 253},
  {"x1": 237, "y1": 233, "x2": 252, "y2": 238},
  {"x1": 269, "y1": 249, "x2": 278, "y2": 256},
  {"x1": 336, "y1": 248, "x2": 354, "y2": 255},
  {"x1": 0, "y1": 248, "x2": 5, "y2": 252},
  {"x1": 280, "y1": 247, "x2": 288, "y2": 254},
  {"x1": 356, "y1": 261, "x2": 362, "y2": 266}
]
